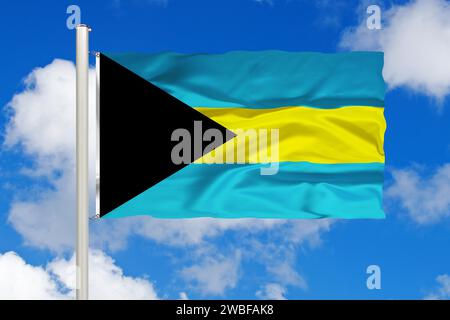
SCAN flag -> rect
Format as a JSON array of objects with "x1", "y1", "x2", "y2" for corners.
[{"x1": 98, "y1": 51, "x2": 386, "y2": 219}]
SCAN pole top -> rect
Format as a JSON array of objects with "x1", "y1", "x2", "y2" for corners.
[{"x1": 76, "y1": 24, "x2": 92, "y2": 31}]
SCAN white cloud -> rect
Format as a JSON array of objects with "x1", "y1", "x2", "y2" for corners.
[
  {"x1": 0, "y1": 250, "x2": 158, "y2": 300},
  {"x1": 244, "y1": 220, "x2": 331, "y2": 290},
  {"x1": 340, "y1": 0, "x2": 450, "y2": 101},
  {"x1": 49, "y1": 250, "x2": 158, "y2": 300},
  {"x1": 386, "y1": 164, "x2": 450, "y2": 224},
  {"x1": 5, "y1": 60, "x2": 76, "y2": 163},
  {"x1": 176, "y1": 220, "x2": 331, "y2": 296},
  {"x1": 256, "y1": 283, "x2": 287, "y2": 300},
  {"x1": 181, "y1": 251, "x2": 241, "y2": 296},
  {"x1": 0, "y1": 251, "x2": 66, "y2": 299},
  {"x1": 8, "y1": 173, "x2": 76, "y2": 251},
  {"x1": 285, "y1": 219, "x2": 332, "y2": 247},
  {"x1": 424, "y1": 274, "x2": 450, "y2": 300},
  {"x1": 93, "y1": 217, "x2": 285, "y2": 251},
  {"x1": 5, "y1": 59, "x2": 96, "y2": 252},
  {"x1": 267, "y1": 261, "x2": 307, "y2": 289}
]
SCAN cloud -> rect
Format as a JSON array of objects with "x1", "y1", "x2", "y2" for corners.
[
  {"x1": 244, "y1": 219, "x2": 331, "y2": 290},
  {"x1": 339, "y1": 0, "x2": 450, "y2": 101},
  {"x1": 0, "y1": 252, "x2": 66, "y2": 299},
  {"x1": 8, "y1": 173, "x2": 76, "y2": 251},
  {"x1": 386, "y1": 164, "x2": 450, "y2": 224},
  {"x1": 0, "y1": 250, "x2": 158, "y2": 299},
  {"x1": 94, "y1": 217, "x2": 285, "y2": 251},
  {"x1": 424, "y1": 274, "x2": 450, "y2": 300},
  {"x1": 49, "y1": 250, "x2": 158, "y2": 299},
  {"x1": 180, "y1": 251, "x2": 241, "y2": 296},
  {"x1": 5, "y1": 59, "x2": 77, "y2": 162},
  {"x1": 256, "y1": 283, "x2": 287, "y2": 300},
  {"x1": 4, "y1": 59, "x2": 96, "y2": 252},
  {"x1": 284, "y1": 219, "x2": 332, "y2": 247},
  {"x1": 267, "y1": 261, "x2": 307, "y2": 289},
  {"x1": 176, "y1": 219, "x2": 331, "y2": 296}
]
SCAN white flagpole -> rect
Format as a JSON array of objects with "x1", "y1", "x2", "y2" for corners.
[{"x1": 76, "y1": 24, "x2": 90, "y2": 300}]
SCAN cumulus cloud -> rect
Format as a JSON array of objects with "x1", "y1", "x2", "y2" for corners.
[
  {"x1": 181, "y1": 251, "x2": 241, "y2": 296},
  {"x1": 0, "y1": 252, "x2": 66, "y2": 299},
  {"x1": 256, "y1": 283, "x2": 287, "y2": 300},
  {"x1": 424, "y1": 274, "x2": 450, "y2": 300},
  {"x1": 5, "y1": 60, "x2": 77, "y2": 165},
  {"x1": 4, "y1": 59, "x2": 96, "y2": 252},
  {"x1": 340, "y1": 0, "x2": 450, "y2": 101},
  {"x1": 49, "y1": 250, "x2": 158, "y2": 299},
  {"x1": 8, "y1": 173, "x2": 77, "y2": 251},
  {"x1": 0, "y1": 250, "x2": 158, "y2": 300},
  {"x1": 386, "y1": 164, "x2": 450, "y2": 224}
]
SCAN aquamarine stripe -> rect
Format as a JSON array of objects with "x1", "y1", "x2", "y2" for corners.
[
  {"x1": 105, "y1": 51, "x2": 385, "y2": 109},
  {"x1": 103, "y1": 162, "x2": 385, "y2": 219}
]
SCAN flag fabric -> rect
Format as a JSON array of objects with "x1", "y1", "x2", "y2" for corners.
[{"x1": 98, "y1": 51, "x2": 386, "y2": 219}]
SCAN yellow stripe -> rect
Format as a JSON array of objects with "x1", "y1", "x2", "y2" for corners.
[{"x1": 194, "y1": 106, "x2": 385, "y2": 164}]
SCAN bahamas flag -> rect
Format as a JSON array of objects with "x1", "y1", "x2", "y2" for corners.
[{"x1": 98, "y1": 51, "x2": 386, "y2": 219}]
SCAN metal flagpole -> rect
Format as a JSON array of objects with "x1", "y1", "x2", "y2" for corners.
[{"x1": 76, "y1": 24, "x2": 90, "y2": 300}]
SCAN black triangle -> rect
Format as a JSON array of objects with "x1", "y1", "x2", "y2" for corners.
[{"x1": 99, "y1": 54, "x2": 235, "y2": 217}]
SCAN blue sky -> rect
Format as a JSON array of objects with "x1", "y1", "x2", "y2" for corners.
[{"x1": 1, "y1": 0, "x2": 450, "y2": 299}]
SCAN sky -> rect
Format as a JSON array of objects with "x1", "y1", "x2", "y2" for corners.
[{"x1": 0, "y1": 0, "x2": 450, "y2": 299}]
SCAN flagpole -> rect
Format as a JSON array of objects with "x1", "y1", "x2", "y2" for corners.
[{"x1": 76, "y1": 24, "x2": 90, "y2": 300}]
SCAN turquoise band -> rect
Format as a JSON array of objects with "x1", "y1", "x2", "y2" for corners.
[
  {"x1": 105, "y1": 51, "x2": 385, "y2": 109},
  {"x1": 104, "y1": 162, "x2": 385, "y2": 219}
]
